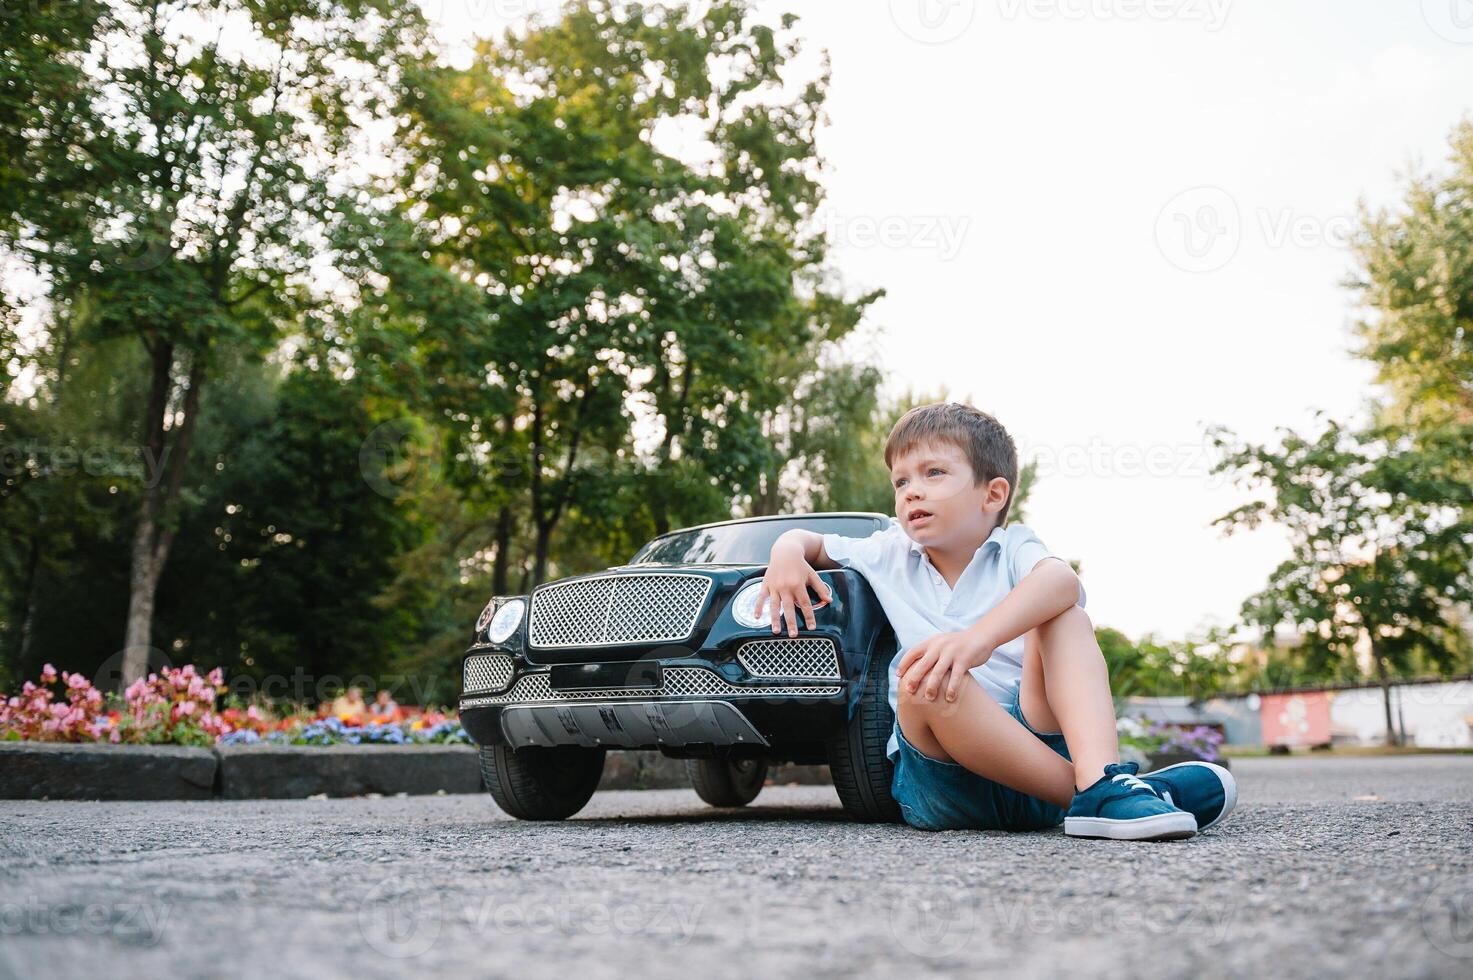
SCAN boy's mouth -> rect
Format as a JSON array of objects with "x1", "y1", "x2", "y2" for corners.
[{"x1": 907, "y1": 508, "x2": 934, "y2": 526}]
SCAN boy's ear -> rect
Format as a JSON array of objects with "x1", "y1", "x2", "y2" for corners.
[{"x1": 984, "y1": 476, "x2": 1010, "y2": 513}]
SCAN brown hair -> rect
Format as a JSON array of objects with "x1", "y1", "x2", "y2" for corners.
[{"x1": 884, "y1": 402, "x2": 1019, "y2": 526}]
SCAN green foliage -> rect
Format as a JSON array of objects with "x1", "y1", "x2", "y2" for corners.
[
  {"x1": 1096, "y1": 626, "x2": 1234, "y2": 702},
  {"x1": 157, "y1": 364, "x2": 427, "y2": 687},
  {"x1": 1208, "y1": 118, "x2": 1473, "y2": 695},
  {"x1": 0, "y1": 1, "x2": 904, "y2": 697},
  {"x1": 351, "y1": 0, "x2": 881, "y2": 590},
  {"x1": 1350, "y1": 119, "x2": 1473, "y2": 433},
  {"x1": 1208, "y1": 415, "x2": 1473, "y2": 684}
]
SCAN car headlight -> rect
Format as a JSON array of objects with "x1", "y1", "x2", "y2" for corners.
[
  {"x1": 487, "y1": 598, "x2": 526, "y2": 643},
  {"x1": 731, "y1": 581, "x2": 769, "y2": 629},
  {"x1": 475, "y1": 599, "x2": 497, "y2": 634}
]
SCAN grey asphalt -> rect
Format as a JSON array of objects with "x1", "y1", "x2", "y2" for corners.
[{"x1": 2, "y1": 755, "x2": 1471, "y2": 979}]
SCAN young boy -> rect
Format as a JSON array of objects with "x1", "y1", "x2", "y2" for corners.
[{"x1": 757, "y1": 402, "x2": 1236, "y2": 839}]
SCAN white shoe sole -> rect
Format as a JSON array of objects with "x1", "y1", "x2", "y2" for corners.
[
  {"x1": 1145, "y1": 761, "x2": 1238, "y2": 831},
  {"x1": 1064, "y1": 811, "x2": 1198, "y2": 841}
]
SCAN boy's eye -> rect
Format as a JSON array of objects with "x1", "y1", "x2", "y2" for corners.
[{"x1": 894, "y1": 469, "x2": 944, "y2": 488}]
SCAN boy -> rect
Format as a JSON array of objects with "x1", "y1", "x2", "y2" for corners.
[{"x1": 756, "y1": 402, "x2": 1236, "y2": 839}]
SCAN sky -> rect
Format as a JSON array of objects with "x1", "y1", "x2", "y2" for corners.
[{"x1": 418, "y1": 0, "x2": 1473, "y2": 642}]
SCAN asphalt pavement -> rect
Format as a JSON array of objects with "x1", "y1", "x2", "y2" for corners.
[{"x1": 2, "y1": 754, "x2": 1471, "y2": 979}]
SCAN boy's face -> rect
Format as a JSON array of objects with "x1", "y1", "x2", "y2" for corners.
[{"x1": 890, "y1": 440, "x2": 1008, "y2": 548}]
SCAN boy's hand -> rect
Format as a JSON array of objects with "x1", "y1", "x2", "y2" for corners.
[
  {"x1": 897, "y1": 628, "x2": 995, "y2": 702},
  {"x1": 754, "y1": 547, "x2": 832, "y2": 637}
]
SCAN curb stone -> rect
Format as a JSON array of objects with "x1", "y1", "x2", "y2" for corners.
[
  {"x1": 0, "y1": 742, "x2": 218, "y2": 801},
  {"x1": 0, "y1": 743, "x2": 835, "y2": 800}
]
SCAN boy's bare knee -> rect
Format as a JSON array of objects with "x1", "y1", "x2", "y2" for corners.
[
  {"x1": 1038, "y1": 603, "x2": 1093, "y2": 638},
  {"x1": 896, "y1": 682, "x2": 945, "y2": 716},
  {"x1": 895, "y1": 697, "x2": 954, "y2": 762}
]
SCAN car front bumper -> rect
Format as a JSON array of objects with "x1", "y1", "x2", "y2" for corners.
[{"x1": 458, "y1": 664, "x2": 852, "y2": 753}]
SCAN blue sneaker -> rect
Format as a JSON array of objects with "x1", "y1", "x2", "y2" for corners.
[
  {"x1": 1065, "y1": 762, "x2": 1197, "y2": 841},
  {"x1": 1139, "y1": 761, "x2": 1237, "y2": 832}
]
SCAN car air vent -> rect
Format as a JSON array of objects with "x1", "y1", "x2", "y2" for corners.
[
  {"x1": 735, "y1": 638, "x2": 842, "y2": 679},
  {"x1": 463, "y1": 654, "x2": 515, "y2": 694}
]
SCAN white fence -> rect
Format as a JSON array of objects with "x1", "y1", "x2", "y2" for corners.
[{"x1": 1213, "y1": 680, "x2": 1473, "y2": 748}]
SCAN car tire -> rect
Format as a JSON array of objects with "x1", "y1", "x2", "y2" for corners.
[
  {"x1": 479, "y1": 744, "x2": 605, "y2": 820},
  {"x1": 827, "y1": 640, "x2": 903, "y2": 823},
  {"x1": 685, "y1": 756, "x2": 768, "y2": 807}
]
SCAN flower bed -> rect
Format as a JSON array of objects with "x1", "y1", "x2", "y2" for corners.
[
  {"x1": 217, "y1": 714, "x2": 468, "y2": 747},
  {"x1": 2, "y1": 664, "x2": 466, "y2": 748},
  {"x1": 1116, "y1": 716, "x2": 1226, "y2": 763}
]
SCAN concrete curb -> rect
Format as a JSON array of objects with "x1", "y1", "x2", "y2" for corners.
[
  {"x1": 216, "y1": 744, "x2": 483, "y2": 799},
  {"x1": 0, "y1": 743, "x2": 835, "y2": 801},
  {"x1": 0, "y1": 742, "x2": 218, "y2": 801}
]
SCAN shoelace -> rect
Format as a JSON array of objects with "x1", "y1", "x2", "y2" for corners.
[
  {"x1": 1111, "y1": 772, "x2": 1154, "y2": 793},
  {"x1": 1111, "y1": 772, "x2": 1174, "y2": 808}
]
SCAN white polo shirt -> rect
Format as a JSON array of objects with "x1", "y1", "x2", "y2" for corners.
[{"x1": 821, "y1": 518, "x2": 1086, "y2": 759}]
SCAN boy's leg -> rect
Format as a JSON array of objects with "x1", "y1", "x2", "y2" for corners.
[
  {"x1": 897, "y1": 677, "x2": 1076, "y2": 808},
  {"x1": 1019, "y1": 605, "x2": 1119, "y2": 791}
]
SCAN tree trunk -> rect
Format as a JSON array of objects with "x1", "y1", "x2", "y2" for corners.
[
  {"x1": 121, "y1": 515, "x2": 165, "y2": 685},
  {"x1": 492, "y1": 504, "x2": 512, "y2": 595},
  {"x1": 532, "y1": 523, "x2": 552, "y2": 587},
  {"x1": 1372, "y1": 640, "x2": 1397, "y2": 747},
  {"x1": 120, "y1": 345, "x2": 204, "y2": 689},
  {"x1": 14, "y1": 530, "x2": 42, "y2": 671}
]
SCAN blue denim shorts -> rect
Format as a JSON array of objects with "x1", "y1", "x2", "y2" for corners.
[{"x1": 891, "y1": 694, "x2": 1072, "y2": 832}]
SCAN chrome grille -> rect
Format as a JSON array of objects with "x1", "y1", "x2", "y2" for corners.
[
  {"x1": 463, "y1": 654, "x2": 514, "y2": 693},
  {"x1": 461, "y1": 667, "x2": 841, "y2": 707},
  {"x1": 529, "y1": 573, "x2": 713, "y2": 648},
  {"x1": 736, "y1": 638, "x2": 841, "y2": 679}
]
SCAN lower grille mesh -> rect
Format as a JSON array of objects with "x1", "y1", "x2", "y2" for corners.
[
  {"x1": 463, "y1": 654, "x2": 514, "y2": 693},
  {"x1": 462, "y1": 667, "x2": 841, "y2": 705},
  {"x1": 736, "y1": 638, "x2": 841, "y2": 679}
]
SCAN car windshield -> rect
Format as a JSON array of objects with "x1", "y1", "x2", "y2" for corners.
[{"x1": 630, "y1": 515, "x2": 888, "y2": 565}]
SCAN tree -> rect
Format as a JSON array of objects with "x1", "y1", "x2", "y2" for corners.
[
  {"x1": 1, "y1": 0, "x2": 436, "y2": 685},
  {"x1": 1350, "y1": 120, "x2": 1473, "y2": 434},
  {"x1": 0, "y1": 339, "x2": 146, "y2": 689},
  {"x1": 156, "y1": 364, "x2": 426, "y2": 693},
  {"x1": 1208, "y1": 415, "x2": 1473, "y2": 743},
  {"x1": 364, "y1": 0, "x2": 879, "y2": 587}
]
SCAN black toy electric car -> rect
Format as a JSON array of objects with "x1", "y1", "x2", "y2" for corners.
[{"x1": 458, "y1": 512, "x2": 903, "y2": 822}]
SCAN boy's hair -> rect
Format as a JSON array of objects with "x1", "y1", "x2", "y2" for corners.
[{"x1": 884, "y1": 402, "x2": 1019, "y2": 526}]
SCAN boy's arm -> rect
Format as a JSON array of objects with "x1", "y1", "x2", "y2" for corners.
[
  {"x1": 897, "y1": 558, "x2": 1084, "y2": 702},
  {"x1": 756, "y1": 529, "x2": 840, "y2": 637},
  {"x1": 769, "y1": 529, "x2": 841, "y2": 571},
  {"x1": 968, "y1": 557, "x2": 1082, "y2": 653}
]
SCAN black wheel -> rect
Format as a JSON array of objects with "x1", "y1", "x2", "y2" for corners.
[
  {"x1": 479, "y1": 744, "x2": 605, "y2": 820},
  {"x1": 827, "y1": 639, "x2": 903, "y2": 823},
  {"x1": 685, "y1": 756, "x2": 768, "y2": 807}
]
